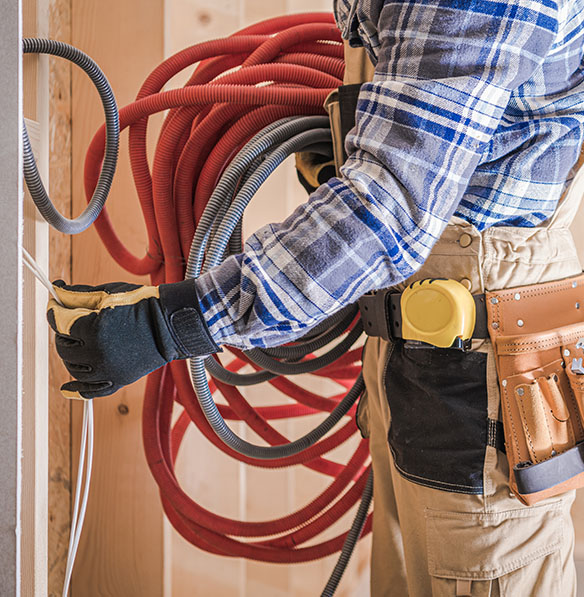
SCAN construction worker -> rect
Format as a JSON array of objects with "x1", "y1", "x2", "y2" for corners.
[{"x1": 48, "y1": 0, "x2": 584, "y2": 594}]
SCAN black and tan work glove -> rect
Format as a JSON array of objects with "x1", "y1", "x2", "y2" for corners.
[{"x1": 47, "y1": 279, "x2": 219, "y2": 399}]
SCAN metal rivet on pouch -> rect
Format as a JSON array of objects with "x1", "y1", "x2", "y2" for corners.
[
  {"x1": 517, "y1": 319, "x2": 524, "y2": 327},
  {"x1": 573, "y1": 281, "x2": 578, "y2": 288},
  {"x1": 577, "y1": 303, "x2": 581, "y2": 310},
  {"x1": 492, "y1": 322, "x2": 499, "y2": 329},
  {"x1": 517, "y1": 388, "x2": 524, "y2": 396},
  {"x1": 491, "y1": 297, "x2": 499, "y2": 304},
  {"x1": 564, "y1": 349, "x2": 571, "y2": 357},
  {"x1": 514, "y1": 293, "x2": 521, "y2": 300},
  {"x1": 502, "y1": 380, "x2": 507, "y2": 387}
]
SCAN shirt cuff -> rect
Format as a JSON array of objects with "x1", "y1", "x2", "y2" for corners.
[{"x1": 194, "y1": 255, "x2": 243, "y2": 348}]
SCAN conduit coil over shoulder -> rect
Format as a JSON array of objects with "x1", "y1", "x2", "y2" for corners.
[{"x1": 79, "y1": 12, "x2": 372, "y2": 573}]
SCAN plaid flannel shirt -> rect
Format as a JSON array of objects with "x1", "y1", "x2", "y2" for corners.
[{"x1": 196, "y1": 0, "x2": 584, "y2": 349}]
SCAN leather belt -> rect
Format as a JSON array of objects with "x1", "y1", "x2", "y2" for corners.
[{"x1": 358, "y1": 289, "x2": 489, "y2": 343}]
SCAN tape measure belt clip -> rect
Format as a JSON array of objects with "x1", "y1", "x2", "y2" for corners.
[{"x1": 359, "y1": 279, "x2": 488, "y2": 350}]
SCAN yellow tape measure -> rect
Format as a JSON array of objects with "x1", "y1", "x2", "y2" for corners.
[{"x1": 400, "y1": 279, "x2": 476, "y2": 348}]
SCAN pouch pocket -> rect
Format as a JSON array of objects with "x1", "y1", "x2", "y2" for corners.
[
  {"x1": 508, "y1": 360, "x2": 574, "y2": 464},
  {"x1": 426, "y1": 501, "x2": 565, "y2": 596},
  {"x1": 384, "y1": 341, "x2": 488, "y2": 494},
  {"x1": 563, "y1": 337, "x2": 584, "y2": 426}
]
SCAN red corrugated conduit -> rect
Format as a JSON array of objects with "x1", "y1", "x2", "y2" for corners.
[{"x1": 82, "y1": 12, "x2": 371, "y2": 563}]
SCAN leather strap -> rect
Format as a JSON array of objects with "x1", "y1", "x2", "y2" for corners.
[{"x1": 358, "y1": 289, "x2": 489, "y2": 342}]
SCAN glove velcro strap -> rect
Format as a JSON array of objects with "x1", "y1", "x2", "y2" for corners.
[{"x1": 159, "y1": 279, "x2": 219, "y2": 357}]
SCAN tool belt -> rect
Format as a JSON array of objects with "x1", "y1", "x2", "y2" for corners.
[{"x1": 360, "y1": 274, "x2": 584, "y2": 505}]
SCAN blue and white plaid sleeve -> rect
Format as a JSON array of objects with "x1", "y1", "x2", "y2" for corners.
[{"x1": 195, "y1": 0, "x2": 559, "y2": 349}]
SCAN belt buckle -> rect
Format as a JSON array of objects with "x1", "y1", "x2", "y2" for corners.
[{"x1": 450, "y1": 337, "x2": 472, "y2": 352}]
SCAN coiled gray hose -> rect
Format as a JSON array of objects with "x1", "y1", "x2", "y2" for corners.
[
  {"x1": 185, "y1": 116, "x2": 369, "y2": 596},
  {"x1": 190, "y1": 118, "x2": 363, "y2": 379},
  {"x1": 204, "y1": 305, "x2": 358, "y2": 386},
  {"x1": 246, "y1": 321, "x2": 363, "y2": 375},
  {"x1": 321, "y1": 471, "x2": 373, "y2": 597},
  {"x1": 185, "y1": 117, "x2": 365, "y2": 459},
  {"x1": 22, "y1": 39, "x2": 119, "y2": 234}
]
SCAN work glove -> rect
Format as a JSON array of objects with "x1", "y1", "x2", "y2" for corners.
[{"x1": 47, "y1": 279, "x2": 219, "y2": 399}]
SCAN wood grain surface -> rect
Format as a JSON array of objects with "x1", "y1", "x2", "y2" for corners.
[
  {"x1": 48, "y1": 0, "x2": 73, "y2": 594},
  {"x1": 23, "y1": 1, "x2": 51, "y2": 595},
  {"x1": 70, "y1": 0, "x2": 165, "y2": 595}
]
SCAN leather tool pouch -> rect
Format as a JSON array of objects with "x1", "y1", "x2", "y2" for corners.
[{"x1": 487, "y1": 274, "x2": 584, "y2": 504}]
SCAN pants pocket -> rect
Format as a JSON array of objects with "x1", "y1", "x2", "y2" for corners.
[
  {"x1": 384, "y1": 341, "x2": 488, "y2": 494},
  {"x1": 426, "y1": 500, "x2": 568, "y2": 596}
]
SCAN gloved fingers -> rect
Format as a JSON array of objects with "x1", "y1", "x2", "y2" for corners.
[
  {"x1": 60, "y1": 380, "x2": 115, "y2": 400},
  {"x1": 52, "y1": 339, "x2": 92, "y2": 375},
  {"x1": 294, "y1": 151, "x2": 335, "y2": 192},
  {"x1": 60, "y1": 359, "x2": 99, "y2": 383}
]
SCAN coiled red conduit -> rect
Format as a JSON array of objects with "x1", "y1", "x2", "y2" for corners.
[{"x1": 83, "y1": 12, "x2": 371, "y2": 563}]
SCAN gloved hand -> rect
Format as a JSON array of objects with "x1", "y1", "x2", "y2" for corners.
[{"x1": 47, "y1": 278, "x2": 219, "y2": 399}]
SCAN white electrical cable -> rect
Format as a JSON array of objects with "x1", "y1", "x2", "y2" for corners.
[
  {"x1": 22, "y1": 247, "x2": 94, "y2": 597},
  {"x1": 62, "y1": 399, "x2": 93, "y2": 597}
]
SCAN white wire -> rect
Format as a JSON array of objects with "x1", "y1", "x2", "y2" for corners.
[
  {"x1": 22, "y1": 247, "x2": 60, "y2": 302},
  {"x1": 62, "y1": 400, "x2": 93, "y2": 597},
  {"x1": 21, "y1": 248, "x2": 94, "y2": 597}
]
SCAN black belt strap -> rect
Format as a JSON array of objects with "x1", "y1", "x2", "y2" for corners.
[
  {"x1": 338, "y1": 84, "x2": 362, "y2": 163},
  {"x1": 488, "y1": 418, "x2": 506, "y2": 454},
  {"x1": 358, "y1": 289, "x2": 489, "y2": 341}
]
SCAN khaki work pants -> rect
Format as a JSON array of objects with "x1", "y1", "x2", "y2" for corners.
[{"x1": 360, "y1": 192, "x2": 584, "y2": 595}]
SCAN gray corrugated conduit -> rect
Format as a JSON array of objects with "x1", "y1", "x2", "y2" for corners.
[
  {"x1": 22, "y1": 39, "x2": 119, "y2": 234},
  {"x1": 185, "y1": 117, "x2": 366, "y2": 460},
  {"x1": 21, "y1": 38, "x2": 119, "y2": 597},
  {"x1": 185, "y1": 116, "x2": 371, "y2": 592},
  {"x1": 321, "y1": 471, "x2": 374, "y2": 597}
]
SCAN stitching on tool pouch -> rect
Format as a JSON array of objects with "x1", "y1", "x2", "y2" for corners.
[
  {"x1": 496, "y1": 280, "x2": 578, "y2": 303},
  {"x1": 564, "y1": 376, "x2": 584, "y2": 438},
  {"x1": 500, "y1": 331, "x2": 584, "y2": 352},
  {"x1": 505, "y1": 385, "x2": 521, "y2": 457},
  {"x1": 516, "y1": 390, "x2": 540, "y2": 462}
]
